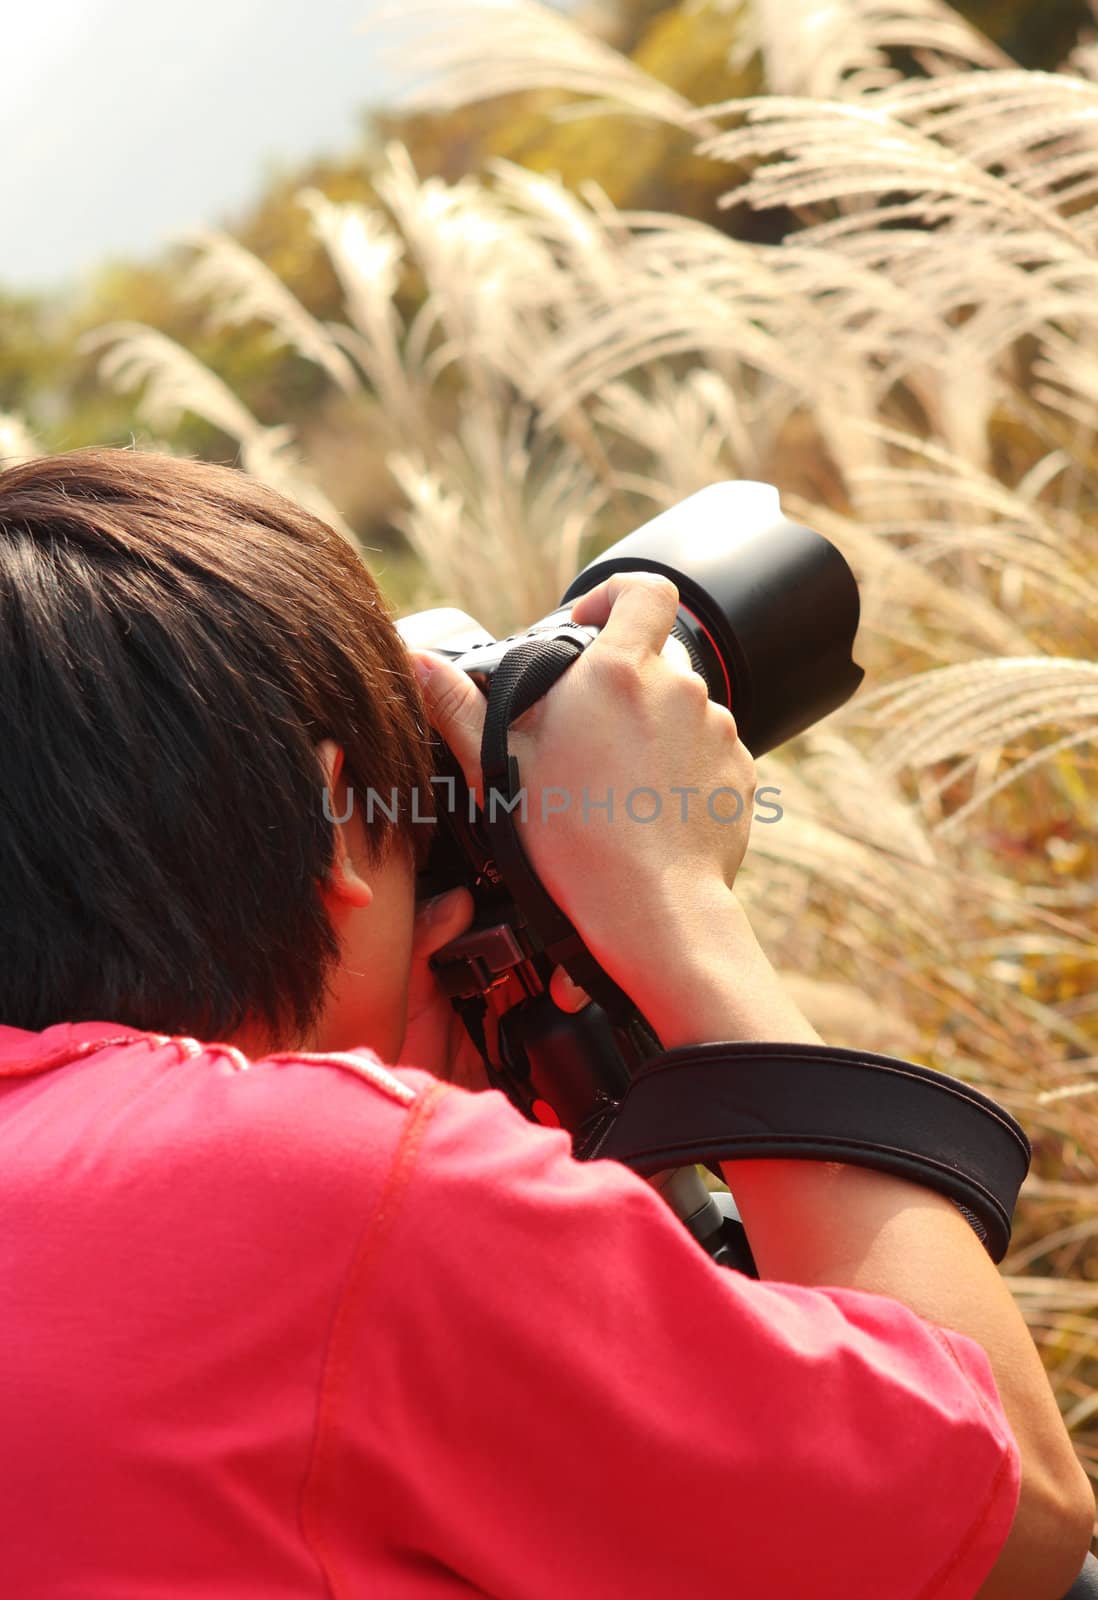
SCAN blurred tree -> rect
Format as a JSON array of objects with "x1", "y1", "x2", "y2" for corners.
[
  {"x1": 6, "y1": 0, "x2": 1094, "y2": 472},
  {"x1": 0, "y1": 293, "x2": 51, "y2": 417},
  {"x1": 9, "y1": 156, "x2": 385, "y2": 460},
  {"x1": 230, "y1": 152, "x2": 379, "y2": 322}
]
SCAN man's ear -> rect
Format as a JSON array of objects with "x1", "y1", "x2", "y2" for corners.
[{"x1": 316, "y1": 738, "x2": 373, "y2": 910}]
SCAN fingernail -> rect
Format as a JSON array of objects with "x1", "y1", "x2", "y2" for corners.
[{"x1": 413, "y1": 650, "x2": 449, "y2": 686}]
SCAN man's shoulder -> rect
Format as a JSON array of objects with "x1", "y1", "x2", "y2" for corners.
[
  {"x1": 234, "y1": 1048, "x2": 452, "y2": 1170},
  {"x1": 170, "y1": 1042, "x2": 447, "y2": 1170},
  {"x1": 211, "y1": 1048, "x2": 454, "y2": 1203},
  {"x1": 0, "y1": 1020, "x2": 564, "y2": 1214},
  {"x1": 0, "y1": 1023, "x2": 452, "y2": 1194}
]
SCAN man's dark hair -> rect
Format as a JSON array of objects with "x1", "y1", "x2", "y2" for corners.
[{"x1": 0, "y1": 448, "x2": 436, "y2": 1044}]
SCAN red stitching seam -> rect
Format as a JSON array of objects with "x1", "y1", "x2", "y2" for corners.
[
  {"x1": 299, "y1": 1076, "x2": 453, "y2": 1600},
  {"x1": 912, "y1": 1325, "x2": 1021, "y2": 1600}
]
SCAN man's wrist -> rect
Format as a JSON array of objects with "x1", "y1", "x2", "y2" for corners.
[{"x1": 615, "y1": 880, "x2": 823, "y2": 1051}]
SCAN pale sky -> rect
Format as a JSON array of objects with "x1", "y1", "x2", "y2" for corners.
[{"x1": 1, "y1": 0, "x2": 401, "y2": 292}]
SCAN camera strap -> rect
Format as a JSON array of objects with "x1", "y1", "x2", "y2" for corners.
[
  {"x1": 586, "y1": 1041, "x2": 1030, "y2": 1264},
  {"x1": 478, "y1": 633, "x2": 644, "y2": 1026},
  {"x1": 475, "y1": 636, "x2": 1031, "y2": 1264}
]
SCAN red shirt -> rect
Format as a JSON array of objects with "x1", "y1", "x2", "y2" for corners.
[{"x1": 0, "y1": 1020, "x2": 1019, "y2": 1598}]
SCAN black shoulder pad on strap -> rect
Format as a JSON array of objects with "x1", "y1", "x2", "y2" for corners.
[{"x1": 587, "y1": 1041, "x2": 1031, "y2": 1264}]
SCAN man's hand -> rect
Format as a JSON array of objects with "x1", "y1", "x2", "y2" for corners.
[{"x1": 408, "y1": 571, "x2": 816, "y2": 1049}]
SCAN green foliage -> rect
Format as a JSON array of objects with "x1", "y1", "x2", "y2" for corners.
[
  {"x1": 0, "y1": 292, "x2": 51, "y2": 415},
  {"x1": 1, "y1": 153, "x2": 388, "y2": 460}
]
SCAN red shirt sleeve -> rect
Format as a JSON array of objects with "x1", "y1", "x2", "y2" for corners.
[{"x1": 307, "y1": 1075, "x2": 1020, "y2": 1598}]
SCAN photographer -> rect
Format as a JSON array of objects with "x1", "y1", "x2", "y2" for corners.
[{"x1": 0, "y1": 447, "x2": 1091, "y2": 1598}]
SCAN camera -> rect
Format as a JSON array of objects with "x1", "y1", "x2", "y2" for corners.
[{"x1": 395, "y1": 480, "x2": 863, "y2": 1143}]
